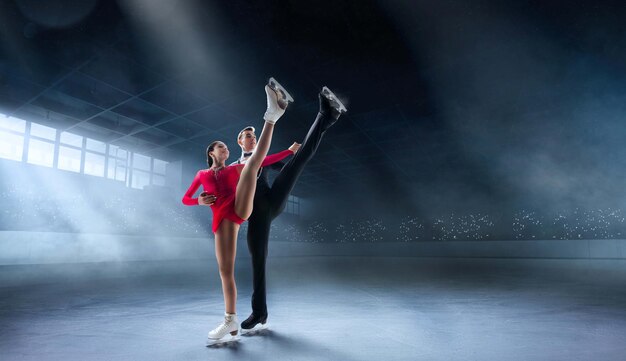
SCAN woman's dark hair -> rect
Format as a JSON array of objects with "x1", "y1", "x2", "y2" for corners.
[{"x1": 206, "y1": 141, "x2": 221, "y2": 167}]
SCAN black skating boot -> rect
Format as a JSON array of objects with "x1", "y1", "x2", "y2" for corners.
[
  {"x1": 241, "y1": 312, "x2": 268, "y2": 334},
  {"x1": 319, "y1": 86, "x2": 347, "y2": 131}
]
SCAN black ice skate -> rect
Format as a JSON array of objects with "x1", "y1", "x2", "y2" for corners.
[
  {"x1": 318, "y1": 86, "x2": 347, "y2": 131},
  {"x1": 321, "y1": 86, "x2": 347, "y2": 115},
  {"x1": 240, "y1": 313, "x2": 269, "y2": 335}
]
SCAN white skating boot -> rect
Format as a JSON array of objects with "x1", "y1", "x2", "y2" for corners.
[
  {"x1": 206, "y1": 313, "x2": 239, "y2": 346},
  {"x1": 264, "y1": 77, "x2": 293, "y2": 124}
]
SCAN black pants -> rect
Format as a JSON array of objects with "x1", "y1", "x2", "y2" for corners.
[{"x1": 246, "y1": 110, "x2": 333, "y2": 316}]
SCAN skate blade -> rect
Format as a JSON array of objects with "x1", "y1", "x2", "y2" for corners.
[
  {"x1": 241, "y1": 323, "x2": 269, "y2": 336},
  {"x1": 268, "y1": 77, "x2": 295, "y2": 103},
  {"x1": 321, "y1": 86, "x2": 347, "y2": 113},
  {"x1": 206, "y1": 334, "x2": 240, "y2": 347}
]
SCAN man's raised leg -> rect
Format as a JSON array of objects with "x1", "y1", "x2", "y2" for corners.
[{"x1": 268, "y1": 89, "x2": 345, "y2": 214}]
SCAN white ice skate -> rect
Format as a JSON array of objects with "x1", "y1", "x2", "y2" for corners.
[
  {"x1": 206, "y1": 313, "x2": 240, "y2": 346},
  {"x1": 321, "y1": 86, "x2": 347, "y2": 114},
  {"x1": 268, "y1": 77, "x2": 294, "y2": 104},
  {"x1": 264, "y1": 77, "x2": 293, "y2": 124}
]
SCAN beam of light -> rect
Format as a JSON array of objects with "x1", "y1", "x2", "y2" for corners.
[
  {"x1": 118, "y1": 0, "x2": 224, "y2": 77},
  {"x1": 14, "y1": 0, "x2": 98, "y2": 29},
  {"x1": 378, "y1": 1, "x2": 626, "y2": 217},
  {"x1": 1, "y1": 157, "x2": 211, "y2": 263}
]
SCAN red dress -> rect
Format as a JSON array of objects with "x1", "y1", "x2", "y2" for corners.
[{"x1": 182, "y1": 150, "x2": 293, "y2": 233}]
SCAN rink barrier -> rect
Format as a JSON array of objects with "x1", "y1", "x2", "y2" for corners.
[{"x1": 0, "y1": 231, "x2": 625, "y2": 265}]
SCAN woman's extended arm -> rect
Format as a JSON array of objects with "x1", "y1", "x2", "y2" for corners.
[{"x1": 182, "y1": 171, "x2": 202, "y2": 206}]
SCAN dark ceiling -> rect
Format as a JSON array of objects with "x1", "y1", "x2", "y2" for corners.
[
  {"x1": 1, "y1": 0, "x2": 626, "y2": 205},
  {"x1": 0, "y1": 0, "x2": 428, "y2": 197}
]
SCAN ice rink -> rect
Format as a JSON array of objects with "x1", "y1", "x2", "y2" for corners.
[{"x1": 3, "y1": 256, "x2": 626, "y2": 361}]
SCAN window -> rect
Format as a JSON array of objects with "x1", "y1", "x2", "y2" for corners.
[
  {"x1": 151, "y1": 158, "x2": 167, "y2": 186},
  {"x1": 285, "y1": 195, "x2": 300, "y2": 216},
  {"x1": 153, "y1": 158, "x2": 167, "y2": 175},
  {"x1": 131, "y1": 169, "x2": 150, "y2": 189},
  {"x1": 0, "y1": 115, "x2": 26, "y2": 133},
  {"x1": 58, "y1": 131, "x2": 83, "y2": 173},
  {"x1": 0, "y1": 116, "x2": 171, "y2": 190},
  {"x1": 132, "y1": 153, "x2": 151, "y2": 171},
  {"x1": 58, "y1": 146, "x2": 81, "y2": 173},
  {"x1": 84, "y1": 152, "x2": 105, "y2": 177},
  {"x1": 86, "y1": 138, "x2": 106, "y2": 153},
  {"x1": 108, "y1": 145, "x2": 128, "y2": 182},
  {"x1": 152, "y1": 174, "x2": 166, "y2": 186},
  {"x1": 78, "y1": 137, "x2": 107, "y2": 178},
  {"x1": 0, "y1": 115, "x2": 26, "y2": 161},
  {"x1": 109, "y1": 145, "x2": 127, "y2": 159},
  {"x1": 60, "y1": 132, "x2": 83, "y2": 147},
  {"x1": 0, "y1": 132, "x2": 24, "y2": 161},
  {"x1": 30, "y1": 123, "x2": 56, "y2": 140},
  {"x1": 108, "y1": 158, "x2": 127, "y2": 182},
  {"x1": 27, "y1": 138, "x2": 55, "y2": 167},
  {"x1": 27, "y1": 122, "x2": 56, "y2": 167},
  {"x1": 130, "y1": 152, "x2": 153, "y2": 189}
]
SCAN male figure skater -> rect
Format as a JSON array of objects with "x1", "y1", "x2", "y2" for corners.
[{"x1": 200, "y1": 85, "x2": 346, "y2": 333}]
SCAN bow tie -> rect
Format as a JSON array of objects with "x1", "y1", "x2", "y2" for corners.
[{"x1": 243, "y1": 152, "x2": 253, "y2": 157}]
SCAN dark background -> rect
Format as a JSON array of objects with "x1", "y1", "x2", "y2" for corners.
[{"x1": 1, "y1": 0, "x2": 626, "y2": 239}]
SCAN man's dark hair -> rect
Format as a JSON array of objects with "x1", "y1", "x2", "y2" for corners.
[{"x1": 237, "y1": 126, "x2": 255, "y2": 141}]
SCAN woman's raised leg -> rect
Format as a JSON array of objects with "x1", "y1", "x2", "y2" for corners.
[
  {"x1": 234, "y1": 120, "x2": 273, "y2": 220},
  {"x1": 234, "y1": 82, "x2": 288, "y2": 219}
]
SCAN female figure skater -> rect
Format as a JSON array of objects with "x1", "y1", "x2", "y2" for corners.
[{"x1": 182, "y1": 78, "x2": 294, "y2": 344}]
